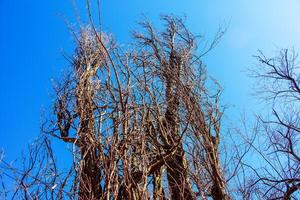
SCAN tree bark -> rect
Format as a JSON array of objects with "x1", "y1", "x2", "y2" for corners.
[
  {"x1": 164, "y1": 56, "x2": 195, "y2": 200},
  {"x1": 76, "y1": 68, "x2": 102, "y2": 200}
]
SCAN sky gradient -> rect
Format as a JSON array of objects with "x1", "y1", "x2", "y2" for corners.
[{"x1": 1, "y1": 0, "x2": 300, "y2": 161}]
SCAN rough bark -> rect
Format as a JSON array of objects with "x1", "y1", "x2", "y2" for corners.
[{"x1": 164, "y1": 51, "x2": 195, "y2": 200}]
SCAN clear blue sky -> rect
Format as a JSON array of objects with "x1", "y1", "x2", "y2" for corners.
[{"x1": 1, "y1": 0, "x2": 300, "y2": 160}]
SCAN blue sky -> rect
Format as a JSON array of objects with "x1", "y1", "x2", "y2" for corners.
[{"x1": 1, "y1": 0, "x2": 300, "y2": 161}]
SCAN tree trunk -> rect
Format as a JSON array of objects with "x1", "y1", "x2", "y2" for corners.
[
  {"x1": 77, "y1": 69, "x2": 102, "y2": 200},
  {"x1": 164, "y1": 62, "x2": 195, "y2": 200}
]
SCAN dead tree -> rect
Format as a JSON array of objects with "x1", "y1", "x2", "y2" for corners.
[
  {"x1": 244, "y1": 49, "x2": 300, "y2": 199},
  {"x1": 0, "y1": 10, "x2": 232, "y2": 200},
  {"x1": 132, "y1": 16, "x2": 229, "y2": 199}
]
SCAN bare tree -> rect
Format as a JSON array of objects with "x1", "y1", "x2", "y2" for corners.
[
  {"x1": 0, "y1": 135, "x2": 77, "y2": 199},
  {"x1": 4, "y1": 3, "x2": 300, "y2": 200},
  {"x1": 0, "y1": 5, "x2": 233, "y2": 200},
  {"x1": 244, "y1": 49, "x2": 300, "y2": 199},
  {"x1": 131, "y1": 16, "x2": 229, "y2": 199}
]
